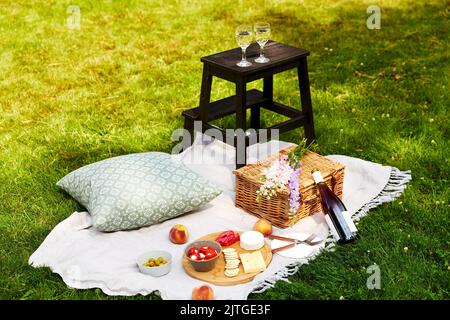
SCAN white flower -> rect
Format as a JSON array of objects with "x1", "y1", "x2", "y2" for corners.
[{"x1": 404, "y1": 247, "x2": 408, "y2": 252}]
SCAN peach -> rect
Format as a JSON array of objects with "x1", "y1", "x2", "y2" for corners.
[
  {"x1": 253, "y1": 218, "x2": 272, "y2": 237},
  {"x1": 192, "y1": 285, "x2": 214, "y2": 300},
  {"x1": 169, "y1": 224, "x2": 189, "y2": 244}
]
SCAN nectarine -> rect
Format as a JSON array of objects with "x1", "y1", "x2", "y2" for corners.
[
  {"x1": 169, "y1": 224, "x2": 189, "y2": 244},
  {"x1": 192, "y1": 285, "x2": 214, "y2": 300},
  {"x1": 253, "y1": 218, "x2": 272, "y2": 237}
]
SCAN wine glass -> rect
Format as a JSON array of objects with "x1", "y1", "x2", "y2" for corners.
[
  {"x1": 235, "y1": 25, "x2": 253, "y2": 67},
  {"x1": 254, "y1": 22, "x2": 271, "y2": 63}
]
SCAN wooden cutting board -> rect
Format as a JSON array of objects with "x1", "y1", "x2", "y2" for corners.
[{"x1": 182, "y1": 232, "x2": 272, "y2": 286}]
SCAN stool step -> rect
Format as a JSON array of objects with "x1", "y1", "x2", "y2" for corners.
[
  {"x1": 182, "y1": 89, "x2": 270, "y2": 122},
  {"x1": 264, "y1": 101, "x2": 303, "y2": 118}
]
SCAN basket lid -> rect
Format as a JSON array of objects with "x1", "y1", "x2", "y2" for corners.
[{"x1": 233, "y1": 147, "x2": 345, "y2": 194}]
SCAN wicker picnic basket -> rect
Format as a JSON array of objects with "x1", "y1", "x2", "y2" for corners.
[{"x1": 233, "y1": 146, "x2": 345, "y2": 228}]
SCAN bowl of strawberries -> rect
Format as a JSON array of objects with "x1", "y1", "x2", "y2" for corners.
[{"x1": 185, "y1": 240, "x2": 222, "y2": 272}]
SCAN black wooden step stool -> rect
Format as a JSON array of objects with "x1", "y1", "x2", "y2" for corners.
[{"x1": 182, "y1": 40, "x2": 315, "y2": 168}]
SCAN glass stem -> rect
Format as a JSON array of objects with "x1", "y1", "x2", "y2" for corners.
[
  {"x1": 260, "y1": 45, "x2": 265, "y2": 59},
  {"x1": 242, "y1": 47, "x2": 247, "y2": 62}
]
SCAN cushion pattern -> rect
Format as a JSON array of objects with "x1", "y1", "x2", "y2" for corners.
[{"x1": 57, "y1": 152, "x2": 222, "y2": 231}]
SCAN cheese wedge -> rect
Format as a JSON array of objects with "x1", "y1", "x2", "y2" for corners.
[{"x1": 239, "y1": 251, "x2": 266, "y2": 274}]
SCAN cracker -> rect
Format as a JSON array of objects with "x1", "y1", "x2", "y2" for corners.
[
  {"x1": 222, "y1": 248, "x2": 236, "y2": 254},
  {"x1": 224, "y1": 269, "x2": 239, "y2": 277}
]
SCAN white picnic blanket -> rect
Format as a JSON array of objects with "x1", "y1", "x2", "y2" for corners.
[{"x1": 29, "y1": 137, "x2": 411, "y2": 299}]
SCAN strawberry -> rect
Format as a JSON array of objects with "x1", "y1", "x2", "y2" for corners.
[
  {"x1": 205, "y1": 251, "x2": 217, "y2": 260},
  {"x1": 199, "y1": 246, "x2": 210, "y2": 254},
  {"x1": 188, "y1": 247, "x2": 199, "y2": 256}
]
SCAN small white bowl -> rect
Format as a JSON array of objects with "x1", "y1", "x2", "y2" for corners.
[{"x1": 137, "y1": 250, "x2": 172, "y2": 277}]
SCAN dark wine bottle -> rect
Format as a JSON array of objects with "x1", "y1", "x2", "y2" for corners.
[{"x1": 312, "y1": 170, "x2": 358, "y2": 243}]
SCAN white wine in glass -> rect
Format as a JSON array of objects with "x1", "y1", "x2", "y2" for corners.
[
  {"x1": 254, "y1": 22, "x2": 271, "y2": 63},
  {"x1": 235, "y1": 25, "x2": 253, "y2": 67}
]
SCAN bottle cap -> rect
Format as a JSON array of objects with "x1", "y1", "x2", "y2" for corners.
[{"x1": 311, "y1": 171, "x2": 324, "y2": 183}]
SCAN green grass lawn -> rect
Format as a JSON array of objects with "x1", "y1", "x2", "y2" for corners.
[{"x1": 0, "y1": 0, "x2": 448, "y2": 300}]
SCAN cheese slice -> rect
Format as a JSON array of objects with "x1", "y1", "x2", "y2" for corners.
[
  {"x1": 239, "y1": 251, "x2": 266, "y2": 274},
  {"x1": 240, "y1": 231, "x2": 264, "y2": 251}
]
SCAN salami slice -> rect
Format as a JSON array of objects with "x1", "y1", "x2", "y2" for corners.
[{"x1": 216, "y1": 231, "x2": 240, "y2": 246}]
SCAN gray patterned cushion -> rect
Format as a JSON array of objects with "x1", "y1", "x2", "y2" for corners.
[{"x1": 57, "y1": 152, "x2": 222, "y2": 232}]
